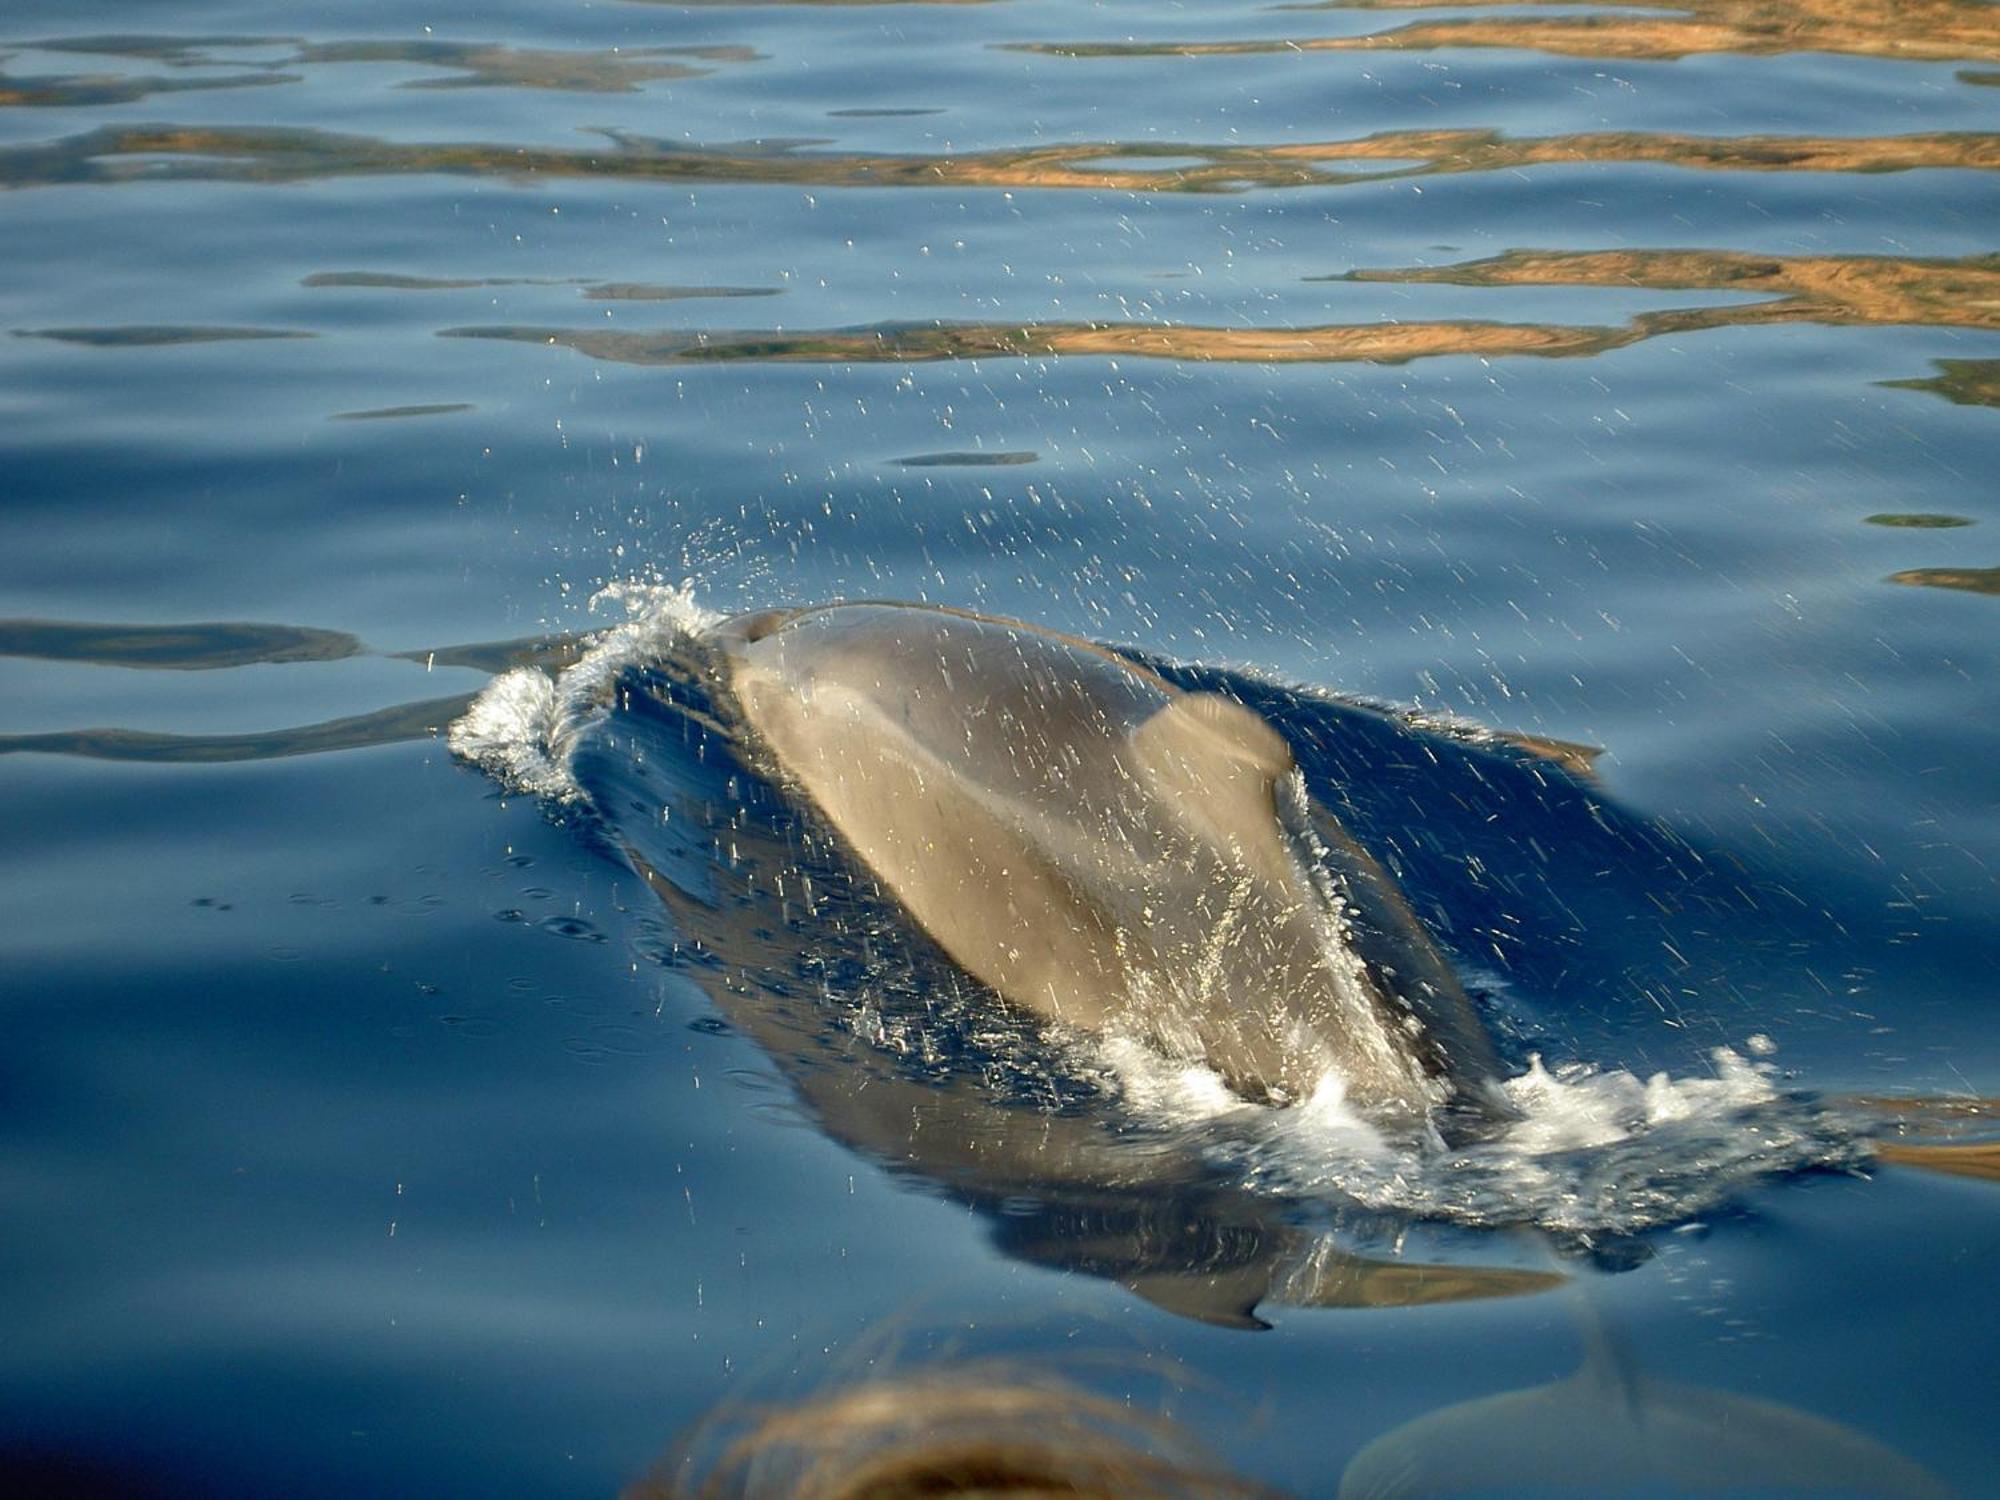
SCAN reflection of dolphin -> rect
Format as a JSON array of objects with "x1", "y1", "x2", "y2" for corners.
[
  {"x1": 710, "y1": 603, "x2": 1501, "y2": 1125},
  {"x1": 571, "y1": 640, "x2": 1563, "y2": 1326},
  {"x1": 1338, "y1": 1301, "x2": 1955, "y2": 1499}
]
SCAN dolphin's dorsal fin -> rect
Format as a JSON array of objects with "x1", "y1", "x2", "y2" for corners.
[
  {"x1": 1129, "y1": 691, "x2": 1294, "y2": 780},
  {"x1": 1126, "y1": 695, "x2": 1301, "y2": 893}
]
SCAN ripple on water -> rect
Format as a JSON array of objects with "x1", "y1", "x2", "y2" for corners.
[{"x1": 538, "y1": 914, "x2": 606, "y2": 942}]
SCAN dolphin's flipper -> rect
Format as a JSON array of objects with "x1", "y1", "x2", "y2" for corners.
[
  {"x1": 1125, "y1": 1241, "x2": 1566, "y2": 1329},
  {"x1": 1844, "y1": 1096, "x2": 2000, "y2": 1185},
  {"x1": 1875, "y1": 1141, "x2": 2000, "y2": 1184},
  {"x1": 1124, "y1": 1268, "x2": 1277, "y2": 1331}
]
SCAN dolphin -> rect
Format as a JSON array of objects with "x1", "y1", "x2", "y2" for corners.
[
  {"x1": 705, "y1": 601, "x2": 1503, "y2": 1127},
  {"x1": 569, "y1": 650, "x2": 1563, "y2": 1327},
  {"x1": 1337, "y1": 1299, "x2": 1955, "y2": 1499}
]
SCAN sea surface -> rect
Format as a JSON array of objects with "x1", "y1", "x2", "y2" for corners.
[{"x1": 2, "y1": 0, "x2": 1996, "y2": 1495}]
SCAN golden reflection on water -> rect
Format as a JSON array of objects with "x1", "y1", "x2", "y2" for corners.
[
  {"x1": 1885, "y1": 567, "x2": 2000, "y2": 597},
  {"x1": 1882, "y1": 358, "x2": 2000, "y2": 409},
  {"x1": 3, "y1": 122, "x2": 1992, "y2": 194},
  {"x1": 434, "y1": 251, "x2": 1999, "y2": 370},
  {"x1": 1021, "y1": 0, "x2": 2000, "y2": 66},
  {"x1": 1338, "y1": 248, "x2": 2000, "y2": 333},
  {"x1": 0, "y1": 67, "x2": 291, "y2": 108}
]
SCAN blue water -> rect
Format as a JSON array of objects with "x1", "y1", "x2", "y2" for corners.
[{"x1": 2, "y1": 1, "x2": 1996, "y2": 1495}]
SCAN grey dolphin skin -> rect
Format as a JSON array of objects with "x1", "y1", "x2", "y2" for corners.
[
  {"x1": 711, "y1": 601, "x2": 1502, "y2": 1125},
  {"x1": 578, "y1": 636, "x2": 1563, "y2": 1328}
]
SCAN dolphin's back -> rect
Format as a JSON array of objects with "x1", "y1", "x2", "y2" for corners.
[{"x1": 716, "y1": 603, "x2": 1462, "y2": 1117}]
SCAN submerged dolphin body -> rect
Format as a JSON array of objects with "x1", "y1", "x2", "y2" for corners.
[
  {"x1": 709, "y1": 602, "x2": 1501, "y2": 1124},
  {"x1": 1338, "y1": 1301, "x2": 1954, "y2": 1499}
]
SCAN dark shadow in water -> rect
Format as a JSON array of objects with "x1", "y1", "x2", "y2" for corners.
[
  {"x1": 586, "y1": 283, "x2": 780, "y2": 302},
  {"x1": 14, "y1": 325, "x2": 313, "y2": 346},
  {"x1": 3, "y1": 122, "x2": 1990, "y2": 195},
  {"x1": 304, "y1": 271, "x2": 548, "y2": 290},
  {"x1": 572, "y1": 644, "x2": 1570, "y2": 1329},
  {"x1": 0, "y1": 65, "x2": 294, "y2": 107},
  {"x1": 17, "y1": 35, "x2": 760, "y2": 95},
  {"x1": 1864, "y1": 513, "x2": 1975, "y2": 529},
  {"x1": 303, "y1": 270, "x2": 780, "y2": 300},
  {"x1": 388, "y1": 635, "x2": 585, "y2": 674},
  {"x1": 280, "y1": 40, "x2": 755, "y2": 92},
  {"x1": 1882, "y1": 358, "x2": 2000, "y2": 409},
  {"x1": 26, "y1": 35, "x2": 283, "y2": 64},
  {"x1": 331, "y1": 402, "x2": 474, "y2": 421},
  {"x1": 894, "y1": 450, "x2": 1039, "y2": 467},
  {"x1": 1018, "y1": 0, "x2": 2000, "y2": 67},
  {"x1": 1886, "y1": 566, "x2": 2000, "y2": 597},
  {"x1": 433, "y1": 250, "x2": 1999, "y2": 371},
  {"x1": 0, "y1": 618, "x2": 364, "y2": 670},
  {"x1": 0, "y1": 694, "x2": 476, "y2": 763},
  {"x1": 0, "y1": 615, "x2": 578, "y2": 675}
]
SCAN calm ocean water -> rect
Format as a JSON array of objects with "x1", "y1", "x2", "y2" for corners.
[{"x1": 2, "y1": 0, "x2": 1996, "y2": 1494}]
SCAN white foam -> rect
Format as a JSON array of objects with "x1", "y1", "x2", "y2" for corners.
[
  {"x1": 446, "y1": 578, "x2": 720, "y2": 802},
  {"x1": 1097, "y1": 1036, "x2": 1251, "y2": 1122},
  {"x1": 1494, "y1": 1049, "x2": 1778, "y2": 1154},
  {"x1": 1099, "y1": 1032, "x2": 1856, "y2": 1234}
]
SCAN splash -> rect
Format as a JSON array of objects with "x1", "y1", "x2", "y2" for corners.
[
  {"x1": 1096, "y1": 1035, "x2": 1866, "y2": 1234},
  {"x1": 446, "y1": 578, "x2": 719, "y2": 802}
]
